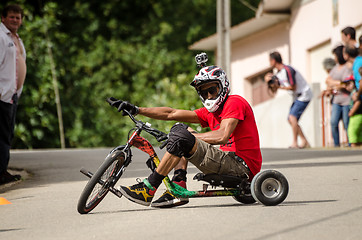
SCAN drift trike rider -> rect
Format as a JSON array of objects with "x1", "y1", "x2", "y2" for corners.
[{"x1": 116, "y1": 65, "x2": 262, "y2": 208}]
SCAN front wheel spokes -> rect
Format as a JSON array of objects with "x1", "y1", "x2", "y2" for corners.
[
  {"x1": 78, "y1": 147, "x2": 130, "y2": 214},
  {"x1": 100, "y1": 160, "x2": 120, "y2": 194},
  {"x1": 87, "y1": 160, "x2": 120, "y2": 205}
]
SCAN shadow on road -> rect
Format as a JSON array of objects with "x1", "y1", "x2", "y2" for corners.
[
  {"x1": 86, "y1": 199, "x2": 337, "y2": 215},
  {"x1": 0, "y1": 228, "x2": 24, "y2": 233},
  {"x1": 280, "y1": 199, "x2": 337, "y2": 206}
]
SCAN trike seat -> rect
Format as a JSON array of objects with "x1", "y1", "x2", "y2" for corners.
[{"x1": 193, "y1": 173, "x2": 248, "y2": 188}]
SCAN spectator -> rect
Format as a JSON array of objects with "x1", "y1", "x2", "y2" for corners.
[
  {"x1": 323, "y1": 58, "x2": 337, "y2": 74},
  {"x1": 265, "y1": 51, "x2": 313, "y2": 149},
  {"x1": 341, "y1": 26, "x2": 358, "y2": 48},
  {"x1": 0, "y1": 4, "x2": 26, "y2": 184},
  {"x1": 320, "y1": 58, "x2": 336, "y2": 98},
  {"x1": 345, "y1": 74, "x2": 362, "y2": 147},
  {"x1": 352, "y1": 36, "x2": 362, "y2": 92},
  {"x1": 343, "y1": 45, "x2": 359, "y2": 69},
  {"x1": 326, "y1": 45, "x2": 352, "y2": 147}
]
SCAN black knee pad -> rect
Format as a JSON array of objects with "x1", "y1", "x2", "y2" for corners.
[{"x1": 166, "y1": 123, "x2": 196, "y2": 158}]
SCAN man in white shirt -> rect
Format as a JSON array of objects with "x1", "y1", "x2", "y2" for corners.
[
  {"x1": 265, "y1": 51, "x2": 313, "y2": 149},
  {"x1": 0, "y1": 4, "x2": 26, "y2": 184}
]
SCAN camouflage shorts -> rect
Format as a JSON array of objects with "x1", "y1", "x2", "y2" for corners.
[{"x1": 186, "y1": 139, "x2": 249, "y2": 178}]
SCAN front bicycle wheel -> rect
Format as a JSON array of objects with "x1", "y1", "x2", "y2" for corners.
[{"x1": 77, "y1": 148, "x2": 127, "y2": 214}]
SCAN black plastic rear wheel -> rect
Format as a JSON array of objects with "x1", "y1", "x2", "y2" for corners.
[
  {"x1": 233, "y1": 194, "x2": 256, "y2": 204},
  {"x1": 77, "y1": 148, "x2": 126, "y2": 214},
  {"x1": 250, "y1": 170, "x2": 289, "y2": 206},
  {"x1": 233, "y1": 181, "x2": 256, "y2": 204}
]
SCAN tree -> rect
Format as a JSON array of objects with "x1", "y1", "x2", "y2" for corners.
[{"x1": 1, "y1": 0, "x2": 260, "y2": 148}]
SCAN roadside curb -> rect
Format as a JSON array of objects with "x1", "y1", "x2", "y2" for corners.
[{"x1": 0, "y1": 168, "x2": 30, "y2": 193}]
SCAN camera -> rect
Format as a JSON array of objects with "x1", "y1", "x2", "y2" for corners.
[
  {"x1": 267, "y1": 75, "x2": 278, "y2": 87},
  {"x1": 267, "y1": 75, "x2": 279, "y2": 93},
  {"x1": 195, "y1": 52, "x2": 208, "y2": 68}
]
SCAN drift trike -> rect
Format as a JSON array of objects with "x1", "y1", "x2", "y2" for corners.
[{"x1": 77, "y1": 98, "x2": 289, "y2": 214}]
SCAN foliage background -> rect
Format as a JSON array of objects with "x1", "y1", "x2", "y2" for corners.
[{"x1": 1, "y1": 0, "x2": 259, "y2": 148}]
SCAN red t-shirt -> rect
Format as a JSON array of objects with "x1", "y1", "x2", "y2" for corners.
[{"x1": 194, "y1": 95, "x2": 262, "y2": 177}]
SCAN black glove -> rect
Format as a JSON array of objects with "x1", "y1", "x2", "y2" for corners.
[
  {"x1": 107, "y1": 97, "x2": 123, "y2": 108},
  {"x1": 118, "y1": 101, "x2": 139, "y2": 116}
]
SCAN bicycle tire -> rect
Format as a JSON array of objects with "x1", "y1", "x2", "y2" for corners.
[{"x1": 77, "y1": 148, "x2": 126, "y2": 214}]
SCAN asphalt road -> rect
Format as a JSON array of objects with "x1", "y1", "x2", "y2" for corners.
[{"x1": 1, "y1": 147, "x2": 362, "y2": 240}]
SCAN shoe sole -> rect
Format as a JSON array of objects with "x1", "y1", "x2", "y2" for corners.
[
  {"x1": 0, "y1": 178, "x2": 21, "y2": 185},
  {"x1": 119, "y1": 187, "x2": 152, "y2": 207},
  {"x1": 151, "y1": 199, "x2": 189, "y2": 208}
]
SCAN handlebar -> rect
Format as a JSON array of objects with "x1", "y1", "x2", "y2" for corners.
[
  {"x1": 106, "y1": 97, "x2": 118, "y2": 105},
  {"x1": 106, "y1": 97, "x2": 168, "y2": 146}
]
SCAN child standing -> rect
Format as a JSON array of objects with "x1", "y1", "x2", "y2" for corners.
[{"x1": 345, "y1": 74, "x2": 362, "y2": 147}]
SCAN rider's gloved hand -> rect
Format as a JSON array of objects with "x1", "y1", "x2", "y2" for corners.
[
  {"x1": 107, "y1": 97, "x2": 122, "y2": 108},
  {"x1": 118, "y1": 101, "x2": 139, "y2": 116}
]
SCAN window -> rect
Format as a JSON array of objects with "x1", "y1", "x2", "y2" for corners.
[{"x1": 246, "y1": 67, "x2": 274, "y2": 106}]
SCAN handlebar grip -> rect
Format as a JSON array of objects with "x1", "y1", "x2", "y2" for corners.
[
  {"x1": 156, "y1": 135, "x2": 168, "y2": 142},
  {"x1": 106, "y1": 97, "x2": 123, "y2": 110},
  {"x1": 159, "y1": 140, "x2": 168, "y2": 150},
  {"x1": 106, "y1": 97, "x2": 118, "y2": 105}
]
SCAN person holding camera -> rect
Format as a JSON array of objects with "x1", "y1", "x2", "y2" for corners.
[{"x1": 264, "y1": 51, "x2": 313, "y2": 149}]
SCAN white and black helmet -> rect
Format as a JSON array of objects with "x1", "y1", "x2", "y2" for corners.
[{"x1": 190, "y1": 66, "x2": 230, "y2": 112}]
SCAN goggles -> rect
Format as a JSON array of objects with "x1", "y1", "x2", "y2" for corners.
[{"x1": 198, "y1": 85, "x2": 219, "y2": 100}]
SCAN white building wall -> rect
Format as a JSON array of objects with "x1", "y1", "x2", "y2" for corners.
[
  {"x1": 338, "y1": 0, "x2": 362, "y2": 41},
  {"x1": 308, "y1": 41, "x2": 332, "y2": 91},
  {"x1": 289, "y1": 0, "x2": 334, "y2": 81},
  {"x1": 253, "y1": 91, "x2": 292, "y2": 148}
]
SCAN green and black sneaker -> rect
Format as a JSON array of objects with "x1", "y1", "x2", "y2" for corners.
[
  {"x1": 119, "y1": 179, "x2": 157, "y2": 206},
  {"x1": 151, "y1": 181, "x2": 189, "y2": 208}
]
